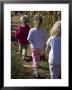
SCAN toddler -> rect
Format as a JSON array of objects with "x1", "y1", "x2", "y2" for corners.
[{"x1": 16, "y1": 15, "x2": 30, "y2": 60}]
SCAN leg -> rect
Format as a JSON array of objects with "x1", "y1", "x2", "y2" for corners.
[
  {"x1": 22, "y1": 45, "x2": 28, "y2": 59},
  {"x1": 24, "y1": 45, "x2": 28, "y2": 57},
  {"x1": 59, "y1": 65, "x2": 61, "y2": 79},
  {"x1": 32, "y1": 49, "x2": 40, "y2": 78},
  {"x1": 32, "y1": 58, "x2": 40, "y2": 73},
  {"x1": 19, "y1": 44, "x2": 22, "y2": 57},
  {"x1": 32, "y1": 58, "x2": 40, "y2": 78},
  {"x1": 49, "y1": 64, "x2": 61, "y2": 79}
]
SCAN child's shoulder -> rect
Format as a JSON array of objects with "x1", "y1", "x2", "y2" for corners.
[
  {"x1": 16, "y1": 25, "x2": 21, "y2": 30},
  {"x1": 30, "y1": 28, "x2": 36, "y2": 32},
  {"x1": 48, "y1": 36, "x2": 60, "y2": 42},
  {"x1": 48, "y1": 36, "x2": 54, "y2": 40},
  {"x1": 17, "y1": 25, "x2": 22, "y2": 28},
  {"x1": 46, "y1": 36, "x2": 54, "y2": 45},
  {"x1": 28, "y1": 28, "x2": 35, "y2": 34},
  {"x1": 47, "y1": 36, "x2": 54, "y2": 42}
]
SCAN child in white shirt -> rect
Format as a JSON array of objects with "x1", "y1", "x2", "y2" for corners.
[
  {"x1": 45, "y1": 20, "x2": 61, "y2": 79},
  {"x1": 27, "y1": 14, "x2": 46, "y2": 78}
]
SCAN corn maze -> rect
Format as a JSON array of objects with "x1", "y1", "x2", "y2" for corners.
[{"x1": 11, "y1": 11, "x2": 61, "y2": 79}]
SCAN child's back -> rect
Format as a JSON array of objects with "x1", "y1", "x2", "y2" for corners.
[
  {"x1": 28, "y1": 27, "x2": 46, "y2": 49},
  {"x1": 47, "y1": 36, "x2": 61, "y2": 65},
  {"x1": 45, "y1": 20, "x2": 61, "y2": 79},
  {"x1": 27, "y1": 14, "x2": 46, "y2": 78}
]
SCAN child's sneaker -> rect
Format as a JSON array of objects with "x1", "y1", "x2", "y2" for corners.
[{"x1": 33, "y1": 73, "x2": 41, "y2": 79}]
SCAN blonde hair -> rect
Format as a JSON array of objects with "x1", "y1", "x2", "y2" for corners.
[
  {"x1": 20, "y1": 15, "x2": 28, "y2": 23},
  {"x1": 50, "y1": 20, "x2": 61, "y2": 36}
]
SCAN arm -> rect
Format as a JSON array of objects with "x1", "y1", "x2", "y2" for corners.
[
  {"x1": 27, "y1": 29, "x2": 33, "y2": 44},
  {"x1": 45, "y1": 44, "x2": 51, "y2": 60},
  {"x1": 15, "y1": 26, "x2": 21, "y2": 40}
]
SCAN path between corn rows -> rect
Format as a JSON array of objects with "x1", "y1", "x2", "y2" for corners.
[{"x1": 11, "y1": 42, "x2": 50, "y2": 79}]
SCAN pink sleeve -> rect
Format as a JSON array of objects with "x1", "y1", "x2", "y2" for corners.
[{"x1": 15, "y1": 26, "x2": 21, "y2": 40}]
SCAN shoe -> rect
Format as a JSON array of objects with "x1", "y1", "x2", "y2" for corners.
[{"x1": 33, "y1": 73, "x2": 41, "y2": 79}]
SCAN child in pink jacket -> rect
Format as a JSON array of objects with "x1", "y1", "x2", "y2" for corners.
[{"x1": 16, "y1": 15, "x2": 30, "y2": 60}]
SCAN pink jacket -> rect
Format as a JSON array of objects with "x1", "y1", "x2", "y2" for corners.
[{"x1": 16, "y1": 24, "x2": 30, "y2": 45}]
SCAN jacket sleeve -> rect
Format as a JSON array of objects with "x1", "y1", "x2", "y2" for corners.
[{"x1": 15, "y1": 26, "x2": 21, "y2": 40}]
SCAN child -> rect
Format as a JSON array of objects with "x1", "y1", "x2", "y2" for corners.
[
  {"x1": 45, "y1": 20, "x2": 61, "y2": 79},
  {"x1": 16, "y1": 15, "x2": 30, "y2": 60},
  {"x1": 27, "y1": 14, "x2": 46, "y2": 78}
]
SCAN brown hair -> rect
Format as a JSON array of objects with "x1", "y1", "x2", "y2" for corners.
[{"x1": 34, "y1": 14, "x2": 43, "y2": 27}]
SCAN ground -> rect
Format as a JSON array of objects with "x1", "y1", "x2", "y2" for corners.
[
  {"x1": 11, "y1": 14, "x2": 50, "y2": 79},
  {"x1": 11, "y1": 42, "x2": 50, "y2": 79}
]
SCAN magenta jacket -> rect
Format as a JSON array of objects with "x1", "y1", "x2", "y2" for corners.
[{"x1": 16, "y1": 24, "x2": 30, "y2": 45}]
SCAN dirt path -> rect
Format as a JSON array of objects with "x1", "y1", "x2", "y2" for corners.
[{"x1": 11, "y1": 42, "x2": 50, "y2": 79}]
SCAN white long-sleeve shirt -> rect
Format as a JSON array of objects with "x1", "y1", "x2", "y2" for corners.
[
  {"x1": 27, "y1": 27, "x2": 46, "y2": 49},
  {"x1": 46, "y1": 36, "x2": 61, "y2": 65}
]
